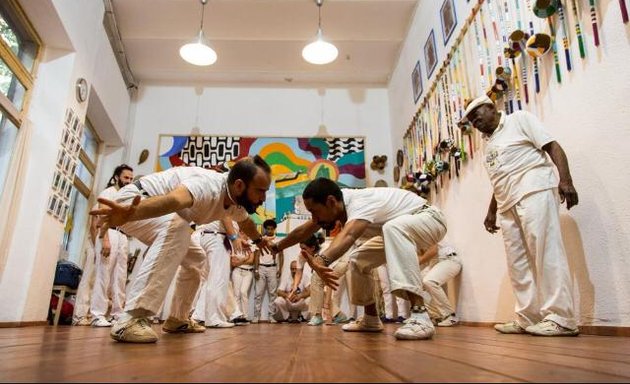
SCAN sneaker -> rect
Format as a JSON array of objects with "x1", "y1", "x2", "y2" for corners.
[
  {"x1": 206, "y1": 321, "x2": 235, "y2": 328},
  {"x1": 231, "y1": 316, "x2": 249, "y2": 326},
  {"x1": 341, "y1": 315, "x2": 384, "y2": 333},
  {"x1": 437, "y1": 314, "x2": 459, "y2": 327},
  {"x1": 494, "y1": 321, "x2": 527, "y2": 334},
  {"x1": 251, "y1": 317, "x2": 259, "y2": 324},
  {"x1": 332, "y1": 312, "x2": 349, "y2": 324},
  {"x1": 91, "y1": 317, "x2": 112, "y2": 327},
  {"x1": 308, "y1": 315, "x2": 325, "y2": 326},
  {"x1": 73, "y1": 317, "x2": 92, "y2": 326},
  {"x1": 269, "y1": 318, "x2": 278, "y2": 324},
  {"x1": 525, "y1": 320, "x2": 579, "y2": 337},
  {"x1": 394, "y1": 308, "x2": 435, "y2": 340},
  {"x1": 380, "y1": 316, "x2": 396, "y2": 324},
  {"x1": 162, "y1": 317, "x2": 205, "y2": 333},
  {"x1": 110, "y1": 317, "x2": 158, "y2": 343}
]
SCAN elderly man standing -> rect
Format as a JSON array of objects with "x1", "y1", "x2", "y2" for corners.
[
  {"x1": 459, "y1": 95, "x2": 579, "y2": 336},
  {"x1": 272, "y1": 178, "x2": 447, "y2": 340},
  {"x1": 92, "y1": 156, "x2": 273, "y2": 343}
]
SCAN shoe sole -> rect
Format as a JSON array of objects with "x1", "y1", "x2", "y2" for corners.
[
  {"x1": 162, "y1": 328, "x2": 205, "y2": 333},
  {"x1": 342, "y1": 327, "x2": 384, "y2": 332},
  {"x1": 528, "y1": 331, "x2": 580, "y2": 337},
  {"x1": 110, "y1": 330, "x2": 158, "y2": 343},
  {"x1": 394, "y1": 332, "x2": 434, "y2": 340}
]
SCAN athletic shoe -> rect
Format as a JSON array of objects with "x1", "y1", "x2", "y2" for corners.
[
  {"x1": 525, "y1": 320, "x2": 579, "y2": 336},
  {"x1": 91, "y1": 317, "x2": 112, "y2": 327},
  {"x1": 308, "y1": 315, "x2": 325, "y2": 326},
  {"x1": 269, "y1": 318, "x2": 278, "y2": 324},
  {"x1": 73, "y1": 317, "x2": 92, "y2": 326},
  {"x1": 394, "y1": 308, "x2": 435, "y2": 340},
  {"x1": 396, "y1": 316, "x2": 407, "y2": 323},
  {"x1": 206, "y1": 321, "x2": 235, "y2": 328},
  {"x1": 231, "y1": 316, "x2": 249, "y2": 326},
  {"x1": 494, "y1": 321, "x2": 527, "y2": 334},
  {"x1": 437, "y1": 314, "x2": 459, "y2": 327},
  {"x1": 332, "y1": 312, "x2": 349, "y2": 324},
  {"x1": 110, "y1": 317, "x2": 158, "y2": 343},
  {"x1": 251, "y1": 317, "x2": 259, "y2": 324},
  {"x1": 341, "y1": 315, "x2": 384, "y2": 332},
  {"x1": 162, "y1": 317, "x2": 205, "y2": 333}
]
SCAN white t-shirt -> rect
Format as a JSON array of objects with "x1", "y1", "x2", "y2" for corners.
[
  {"x1": 342, "y1": 187, "x2": 428, "y2": 234},
  {"x1": 279, "y1": 275, "x2": 308, "y2": 293},
  {"x1": 137, "y1": 167, "x2": 249, "y2": 224},
  {"x1": 258, "y1": 234, "x2": 277, "y2": 265},
  {"x1": 483, "y1": 111, "x2": 557, "y2": 213},
  {"x1": 99, "y1": 186, "x2": 118, "y2": 201}
]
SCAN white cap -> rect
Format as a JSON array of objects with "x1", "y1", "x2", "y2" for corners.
[{"x1": 459, "y1": 95, "x2": 494, "y2": 124}]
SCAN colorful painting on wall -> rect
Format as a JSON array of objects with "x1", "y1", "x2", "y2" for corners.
[{"x1": 156, "y1": 135, "x2": 366, "y2": 224}]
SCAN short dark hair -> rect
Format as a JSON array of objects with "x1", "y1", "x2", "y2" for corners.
[
  {"x1": 302, "y1": 177, "x2": 342, "y2": 205},
  {"x1": 301, "y1": 232, "x2": 325, "y2": 252},
  {"x1": 107, "y1": 164, "x2": 133, "y2": 187},
  {"x1": 228, "y1": 155, "x2": 271, "y2": 185},
  {"x1": 262, "y1": 219, "x2": 277, "y2": 229}
]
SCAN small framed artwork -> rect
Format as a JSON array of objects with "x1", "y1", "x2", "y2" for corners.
[
  {"x1": 56, "y1": 150, "x2": 65, "y2": 169},
  {"x1": 54, "y1": 196, "x2": 64, "y2": 218},
  {"x1": 71, "y1": 115, "x2": 81, "y2": 135},
  {"x1": 440, "y1": 0, "x2": 457, "y2": 45},
  {"x1": 60, "y1": 203, "x2": 69, "y2": 222},
  {"x1": 424, "y1": 29, "x2": 438, "y2": 79},
  {"x1": 62, "y1": 155, "x2": 73, "y2": 175},
  {"x1": 52, "y1": 171, "x2": 62, "y2": 192},
  {"x1": 72, "y1": 138, "x2": 82, "y2": 156},
  {"x1": 62, "y1": 129, "x2": 71, "y2": 149},
  {"x1": 47, "y1": 194, "x2": 58, "y2": 214},
  {"x1": 411, "y1": 60, "x2": 423, "y2": 104},
  {"x1": 63, "y1": 177, "x2": 74, "y2": 200}
]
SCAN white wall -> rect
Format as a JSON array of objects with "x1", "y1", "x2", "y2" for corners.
[
  {"x1": 127, "y1": 86, "x2": 393, "y2": 186},
  {"x1": 0, "y1": 0, "x2": 130, "y2": 323},
  {"x1": 388, "y1": 0, "x2": 630, "y2": 326}
]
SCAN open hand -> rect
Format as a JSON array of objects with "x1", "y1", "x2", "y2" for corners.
[
  {"x1": 90, "y1": 196, "x2": 141, "y2": 228},
  {"x1": 311, "y1": 257, "x2": 339, "y2": 290}
]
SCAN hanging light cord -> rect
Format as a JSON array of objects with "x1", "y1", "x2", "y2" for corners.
[{"x1": 199, "y1": 0, "x2": 208, "y2": 31}]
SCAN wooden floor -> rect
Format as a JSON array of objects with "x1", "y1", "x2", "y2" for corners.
[{"x1": 1, "y1": 323, "x2": 630, "y2": 382}]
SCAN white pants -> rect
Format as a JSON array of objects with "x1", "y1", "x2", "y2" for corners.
[
  {"x1": 273, "y1": 297, "x2": 310, "y2": 321},
  {"x1": 253, "y1": 265, "x2": 278, "y2": 319},
  {"x1": 350, "y1": 206, "x2": 447, "y2": 306},
  {"x1": 377, "y1": 265, "x2": 411, "y2": 319},
  {"x1": 232, "y1": 266, "x2": 254, "y2": 319},
  {"x1": 192, "y1": 233, "x2": 234, "y2": 324},
  {"x1": 73, "y1": 243, "x2": 97, "y2": 322},
  {"x1": 499, "y1": 189, "x2": 576, "y2": 329},
  {"x1": 310, "y1": 255, "x2": 349, "y2": 316},
  {"x1": 421, "y1": 257, "x2": 461, "y2": 319},
  {"x1": 336, "y1": 264, "x2": 357, "y2": 318},
  {"x1": 90, "y1": 229, "x2": 128, "y2": 319},
  {"x1": 117, "y1": 185, "x2": 206, "y2": 321}
]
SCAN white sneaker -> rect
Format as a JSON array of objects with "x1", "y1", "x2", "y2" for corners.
[
  {"x1": 269, "y1": 318, "x2": 278, "y2": 324},
  {"x1": 206, "y1": 321, "x2": 235, "y2": 328},
  {"x1": 437, "y1": 314, "x2": 459, "y2": 327},
  {"x1": 73, "y1": 317, "x2": 92, "y2": 326},
  {"x1": 394, "y1": 309, "x2": 435, "y2": 340},
  {"x1": 494, "y1": 321, "x2": 527, "y2": 334},
  {"x1": 110, "y1": 317, "x2": 158, "y2": 343},
  {"x1": 525, "y1": 320, "x2": 579, "y2": 336},
  {"x1": 91, "y1": 317, "x2": 112, "y2": 327},
  {"x1": 251, "y1": 317, "x2": 259, "y2": 324},
  {"x1": 341, "y1": 315, "x2": 384, "y2": 333}
]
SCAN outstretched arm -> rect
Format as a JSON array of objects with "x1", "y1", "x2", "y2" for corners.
[{"x1": 275, "y1": 220, "x2": 321, "y2": 252}]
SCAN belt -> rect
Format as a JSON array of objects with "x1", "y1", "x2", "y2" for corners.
[
  {"x1": 133, "y1": 180, "x2": 150, "y2": 197},
  {"x1": 259, "y1": 263, "x2": 277, "y2": 267},
  {"x1": 109, "y1": 227, "x2": 126, "y2": 235},
  {"x1": 203, "y1": 230, "x2": 227, "y2": 236},
  {"x1": 237, "y1": 266, "x2": 254, "y2": 271}
]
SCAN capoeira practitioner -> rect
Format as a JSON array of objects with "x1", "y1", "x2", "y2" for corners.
[
  {"x1": 90, "y1": 164, "x2": 134, "y2": 327},
  {"x1": 273, "y1": 177, "x2": 447, "y2": 340},
  {"x1": 91, "y1": 156, "x2": 273, "y2": 343},
  {"x1": 459, "y1": 95, "x2": 579, "y2": 336}
]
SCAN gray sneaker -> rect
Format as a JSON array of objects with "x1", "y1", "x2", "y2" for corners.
[
  {"x1": 526, "y1": 320, "x2": 579, "y2": 336},
  {"x1": 110, "y1": 317, "x2": 158, "y2": 343},
  {"x1": 494, "y1": 321, "x2": 527, "y2": 334},
  {"x1": 341, "y1": 316, "x2": 384, "y2": 332}
]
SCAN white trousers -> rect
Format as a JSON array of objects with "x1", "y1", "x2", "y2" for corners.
[
  {"x1": 349, "y1": 206, "x2": 447, "y2": 306},
  {"x1": 309, "y1": 255, "x2": 350, "y2": 316},
  {"x1": 90, "y1": 229, "x2": 129, "y2": 319},
  {"x1": 336, "y1": 265, "x2": 357, "y2": 318},
  {"x1": 231, "y1": 266, "x2": 254, "y2": 319},
  {"x1": 421, "y1": 257, "x2": 461, "y2": 319},
  {"x1": 499, "y1": 188, "x2": 576, "y2": 329},
  {"x1": 118, "y1": 185, "x2": 206, "y2": 320},
  {"x1": 192, "y1": 233, "x2": 234, "y2": 324},
  {"x1": 377, "y1": 265, "x2": 411, "y2": 319},
  {"x1": 73, "y1": 243, "x2": 97, "y2": 321},
  {"x1": 253, "y1": 265, "x2": 278, "y2": 318},
  {"x1": 273, "y1": 297, "x2": 310, "y2": 321}
]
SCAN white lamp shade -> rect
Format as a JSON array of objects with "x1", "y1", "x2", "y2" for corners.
[
  {"x1": 302, "y1": 36, "x2": 338, "y2": 65},
  {"x1": 180, "y1": 31, "x2": 217, "y2": 66}
]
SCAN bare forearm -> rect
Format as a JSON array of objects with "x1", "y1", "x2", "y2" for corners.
[
  {"x1": 238, "y1": 218, "x2": 262, "y2": 241},
  {"x1": 277, "y1": 221, "x2": 320, "y2": 251},
  {"x1": 544, "y1": 141, "x2": 573, "y2": 182},
  {"x1": 488, "y1": 195, "x2": 497, "y2": 214},
  {"x1": 419, "y1": 244, "x2": 437, "y2": 265}
]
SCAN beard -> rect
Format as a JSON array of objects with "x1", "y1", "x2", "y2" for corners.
[
  {"x1": 236, "y1": 193, "x2": 258, "y2": 214},
  {"x1": 318, "y1": 220, "x2": 336, "y2": 230}
]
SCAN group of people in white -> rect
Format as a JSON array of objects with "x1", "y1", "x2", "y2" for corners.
[{"x1": 71, "y1": 94, "x2": 580, "y2": 343}]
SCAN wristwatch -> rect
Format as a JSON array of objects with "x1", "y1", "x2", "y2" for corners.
[{"x1": 228, "y1": 233, "x2": 238, "y2": 241}]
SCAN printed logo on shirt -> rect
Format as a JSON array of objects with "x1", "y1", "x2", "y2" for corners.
[{"x1": 485, "y1": 149, "x2": 500, "y2": 170}]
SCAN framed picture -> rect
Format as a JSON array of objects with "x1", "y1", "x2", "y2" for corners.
[
  {"x1": 52, "y1": 171, "x2": 62, "y2": 192},
  {"x1": 424, "y1": 29, "x2": 438, "y2": 79},
  {"x1": 47, "y1": 194, "x2": 58, "y2": 214},
  {"x1": 71, "y1": 115, "x2": 81, "y2": 135},
  {"x1": 64, "y1": 108, "x2": 74, "y2": 127},
  {"x1": 411, "y1": 60, "x2": 423, "y2": 103},
  {"x1": 56, "y1": 150, "x2": 64, "y2": 169},
  {"x1": 61, "y1": 129, "x2": 71, "y2": 149},
  {"x1": 440, "y1": 0, "x2": 457, "y2": 45}
]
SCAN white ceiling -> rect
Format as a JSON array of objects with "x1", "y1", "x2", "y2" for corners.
[{"x1": 111, "y1": 0, "x2": 418, "y2": 86}]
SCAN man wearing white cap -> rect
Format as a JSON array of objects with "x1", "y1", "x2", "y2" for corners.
[{"x1": 459, "y1": 95, "x2": 579, "y2": 336}]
